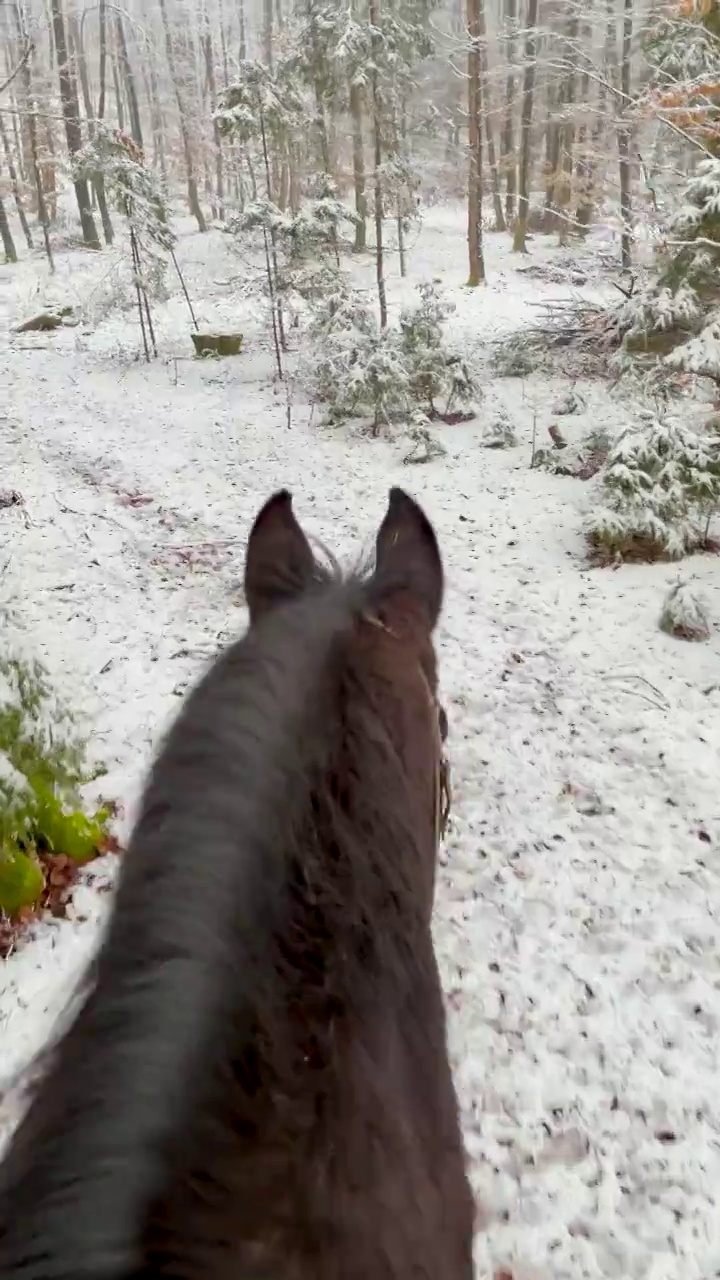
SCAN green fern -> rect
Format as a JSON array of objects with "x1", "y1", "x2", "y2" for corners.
[{"x1": 0, "y1": 654, "x2": 110, "y2": 916}]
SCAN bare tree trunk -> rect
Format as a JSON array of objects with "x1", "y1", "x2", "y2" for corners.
[
  {"x1": 115, "y1": 14, "x2": 143, "y2": 148},
  {"x1": 556, "y1": 13, "x2": 579, "y2": 245},
  {"x1": 0, "y1": 111, "x2": 33, "y2": 249},
  {"x1": 618, "y1": 0, "x2": 633, "y2": 269},
  {"x1": 50, "y1": 0, "x2": 100, "y2": 248},
  {"x1": 478, "y1": 0, "x2": 505, "y2": 232},
  {"x1": 350, "y1": 80, "x2": 367, "y2": 250},
  {"x1": 158, "y1": 0, "x2": 206, "y2": 231},
  {"x1": 467, "y1": 0, "x2": 485, "y2": 283},
  {"x1": 13, "y1": 2, "x2": 54, "y2": 265},
  {"x1": 148, "y1": 55, "x2": 168, "y2": 186},
  {"x1": 263, "y1": 0, "x2": 273, "y2": 66},
  {"x1": 218, "y1": 0, "x2": 230, "y2": 83},
  {"x1": 203, "y1": 3, "x2": 224, "y2": 218},
  {"x1": 0, "y1": 196, "x2": 18, "y2": 263},
  {"x1": 512, "y1": 0, "x2": 538, "y2": 253},
  {"x1": 368, "y1": 0, "x2": 387, "y2": 327},
  {"x1": 502, "y1": 0, "x2": 517, "y2": 224},
  {"x1": 542, "y1": 84, "x2": 560, "y2": 231},
  {"x1": 70, "y1": 13, "x2": 114, "y2": 244},
  {"x1": 112, "y1": 54, "x2": 125, "y2": 129},
  {"x1": 98, "y1": 0, "x2": 108, "y2": 121},
  {"x1": 576, "y1": 0, "x2": 611, "y2": 232},
  {"x1": 239, "y1": 0, "x2": 247, "y2": 60}
]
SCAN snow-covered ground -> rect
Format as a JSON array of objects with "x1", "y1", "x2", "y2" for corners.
[{"x1": 2, "y1": 205, "x2": 720, "y2": 1279}]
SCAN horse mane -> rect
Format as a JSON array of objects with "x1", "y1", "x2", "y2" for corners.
[{"x1": 0, "y1": 554, "x2": 434, "y2": 1280}]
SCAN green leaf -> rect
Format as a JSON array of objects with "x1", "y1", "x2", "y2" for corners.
[
  {"x1": 0, "y1": 846, "x2": 44, "y2": 916},
  {"x1": 32, "y1": 784, "x2": 109, "y2": 863}
]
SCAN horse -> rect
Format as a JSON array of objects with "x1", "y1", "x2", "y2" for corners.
[{"x1": 0, "y1": 486, "x2": 475, "y2": 1279}]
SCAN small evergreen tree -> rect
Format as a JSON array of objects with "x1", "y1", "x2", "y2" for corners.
[
  {"x1": 588, "y1": 414, "x2": 720, "y2": 560},
  {"x1": 399, "y1": 280, "x2": 451, "y2": 415},
  {"x1": 309, "y1": 279, "x2": 475, "y2": 432},
  {"x1": 659, "y1": 577, "x2": 712, "y2": 639},
  {"x1": 73, "y1": 127, "x2": 176, "y2": 358},
  {"x1": 623, "y1": 1, "x2": 720, "y2": 379}
]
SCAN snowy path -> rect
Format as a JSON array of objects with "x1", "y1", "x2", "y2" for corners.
[{"x1": 2, "y1": 208, "x2": 720, "y2": 1278}]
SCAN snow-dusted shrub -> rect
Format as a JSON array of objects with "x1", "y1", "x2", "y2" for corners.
[
  {"x1": 621, "y1": 158, "x2": 720, "y2": 383},
  {"x1": 587, "y1": 416, "x2": 720, "y2": 562},
  {"x1": 402, "y1": 412, "x2": 447, "y2": 464},
  {"x1": 491, "y1": 334, "x2": 538, "y2": 377},
  {"x1": 659, "y1": 579, "x2": 711, "y2": 641},
  {"x1": 310, "y1": 280, "x2": 475, "y2": 432},
  {"x1": 0, "y1": 653, "x2": 110, "y2": 918},
  {"x1": 480, "y1": 412, "x2": 518, "y2": 449},
  {"x1": 398, "y1": 281, "x2": 475, "y2": 418},
  {"x1": 535, "y1": 427, "x2": 610, "y2": 478},
  {"x1": 311, "y1": 290, "x2": 412, "y2": 431}
]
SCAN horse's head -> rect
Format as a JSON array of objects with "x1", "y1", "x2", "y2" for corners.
[{"x1": 244, "y1": 487, "x2": 449, "y2": 912}]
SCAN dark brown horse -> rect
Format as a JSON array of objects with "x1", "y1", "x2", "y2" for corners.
[{"x1": 0, "y1": 487, "x2": 475, "y2": 1280}]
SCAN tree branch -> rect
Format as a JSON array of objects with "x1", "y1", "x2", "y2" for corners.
[{"x1": 0, "y1": 41, "x2": 34, "y2": 97}]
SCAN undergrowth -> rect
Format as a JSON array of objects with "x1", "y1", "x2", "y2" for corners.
[{"x1": 0, "y1": 652, "x2": 115, "y2": 953}]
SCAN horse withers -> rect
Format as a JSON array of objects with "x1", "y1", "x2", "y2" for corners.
[{"x1": 0, "y1": 487, "x2": 475, "y2": 1279}]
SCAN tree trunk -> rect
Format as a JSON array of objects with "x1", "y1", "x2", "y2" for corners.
[
  {"x1": 98, "y1": 0, "x2": 108, "y2": 122},
  {"x1": 158, "y1": 0, "x2": 206, "y2": 231},
  {"x1": 467, "y1": 0, "x2": 485, "y2": 283},
  {"x1": 0, "y1": 111, "x2": 33, "y2": 249},
  {"x1": 576, "y1": 0, "x2": 611, "y2": 232},
  {"x1": 70, "y1": 13, "x2": 114, "y2": 244},
  {"x1": 12, "y1": 3, "x2": 54, "y2": 265},
  {"x1": 203, "y1": 4, "x2": 224, "y2": 218},
  {"x1": 263, "y1": 0, "x2": 273, "y2": 66},
  {"x1": 556, "y1": 13, "x2": 579, "y2": 245},
  {"x1": 350, "y1": 80, "x2": 367, "y2": 250},
  {"x1": 512, "y1": 0, "x2": 538, "y2": 253},
  {"x1": 112, "y1": 54, "x2": 125, "y2": 129},
  {"x1": 502, "y1": 0, "x2": 517, "y2": 224},
  {"x1": 368, "y1": 0, "x2": 387, "y2": 327},
  {"x1": 618, "y1": 0, "x2": 633, "y2": 270},
  {"x1": 115, "y1": 14, "x2": 143, "y2": 148},
  {"x1": 542, "y1": 85, "x2": 560, "y2": 232},
  {"x1": 478, "y1": 0, "x2": 505, "y2": 232},
  {"x1": 218, "y1": 0, "x2": 230, "y2": 83},
  {"x1": 0, "y1": 196, "x2": 18, "y2": 263},
  {"x1": 148, "y1": 55, "x2": 168, "y2": 187},
  {"x1": 239, "y1": 0, "x2": 247, "y2": 60},
  {"x1": 49, "y1": 0, "x2": 100, "y2": 248}
]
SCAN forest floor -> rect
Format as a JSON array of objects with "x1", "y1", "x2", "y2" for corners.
[{"x1": 1, "y1": 204, "x2": 720, "y2": 1279}]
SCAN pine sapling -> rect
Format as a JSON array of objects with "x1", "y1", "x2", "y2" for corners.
[
  {"x1": 588, "y1": 415, "x2": 720, "y2": 561},
  {"x1": 659, "y1": 579, "x2": 711, "y2": 641}
]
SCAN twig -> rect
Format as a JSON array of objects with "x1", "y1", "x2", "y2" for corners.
[
  {"x1": 171, "y1": 249, "x2": 199, "y2": 330},
  {"x1": 0, "y1": 42, "x2": 34, "y2": 98}
]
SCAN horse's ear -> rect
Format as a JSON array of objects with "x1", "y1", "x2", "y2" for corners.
[
  {"x1": 244, "y1": 490, "x2": 316, "y2": 622},
  {"x1": 372, "y1": 487, "x2": 443, "y2": 631}
]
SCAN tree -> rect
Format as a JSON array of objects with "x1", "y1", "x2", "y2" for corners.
[
  {"x1": 621, "y1": 0, "x2": 720, "y2": 376},
  {"x1": 0, "y1": 195, "x2": 17, "y2": 263},
  {"x1": 50, "y1": 0, "x2": 101, "y2": 248},
  {"x1": 588, "y1": 416, "x2": 720, "y2": 561},
  {"x1": 617, "y1": 0, "x2": 634, "y2": 269},
  {"x1": 512, "y1": 0, "x2": 539, "y2": 253},
  {"x1": 158, "y1": 0, "x2": 206, "y2": 232},
  {"x1": 467, "y1": 0, "x2": 486, "y2": 284}
]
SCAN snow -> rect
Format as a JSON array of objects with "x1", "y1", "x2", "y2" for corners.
[{"x1": 2, "y1": 205, "x2": 720, "y2": 1278}]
